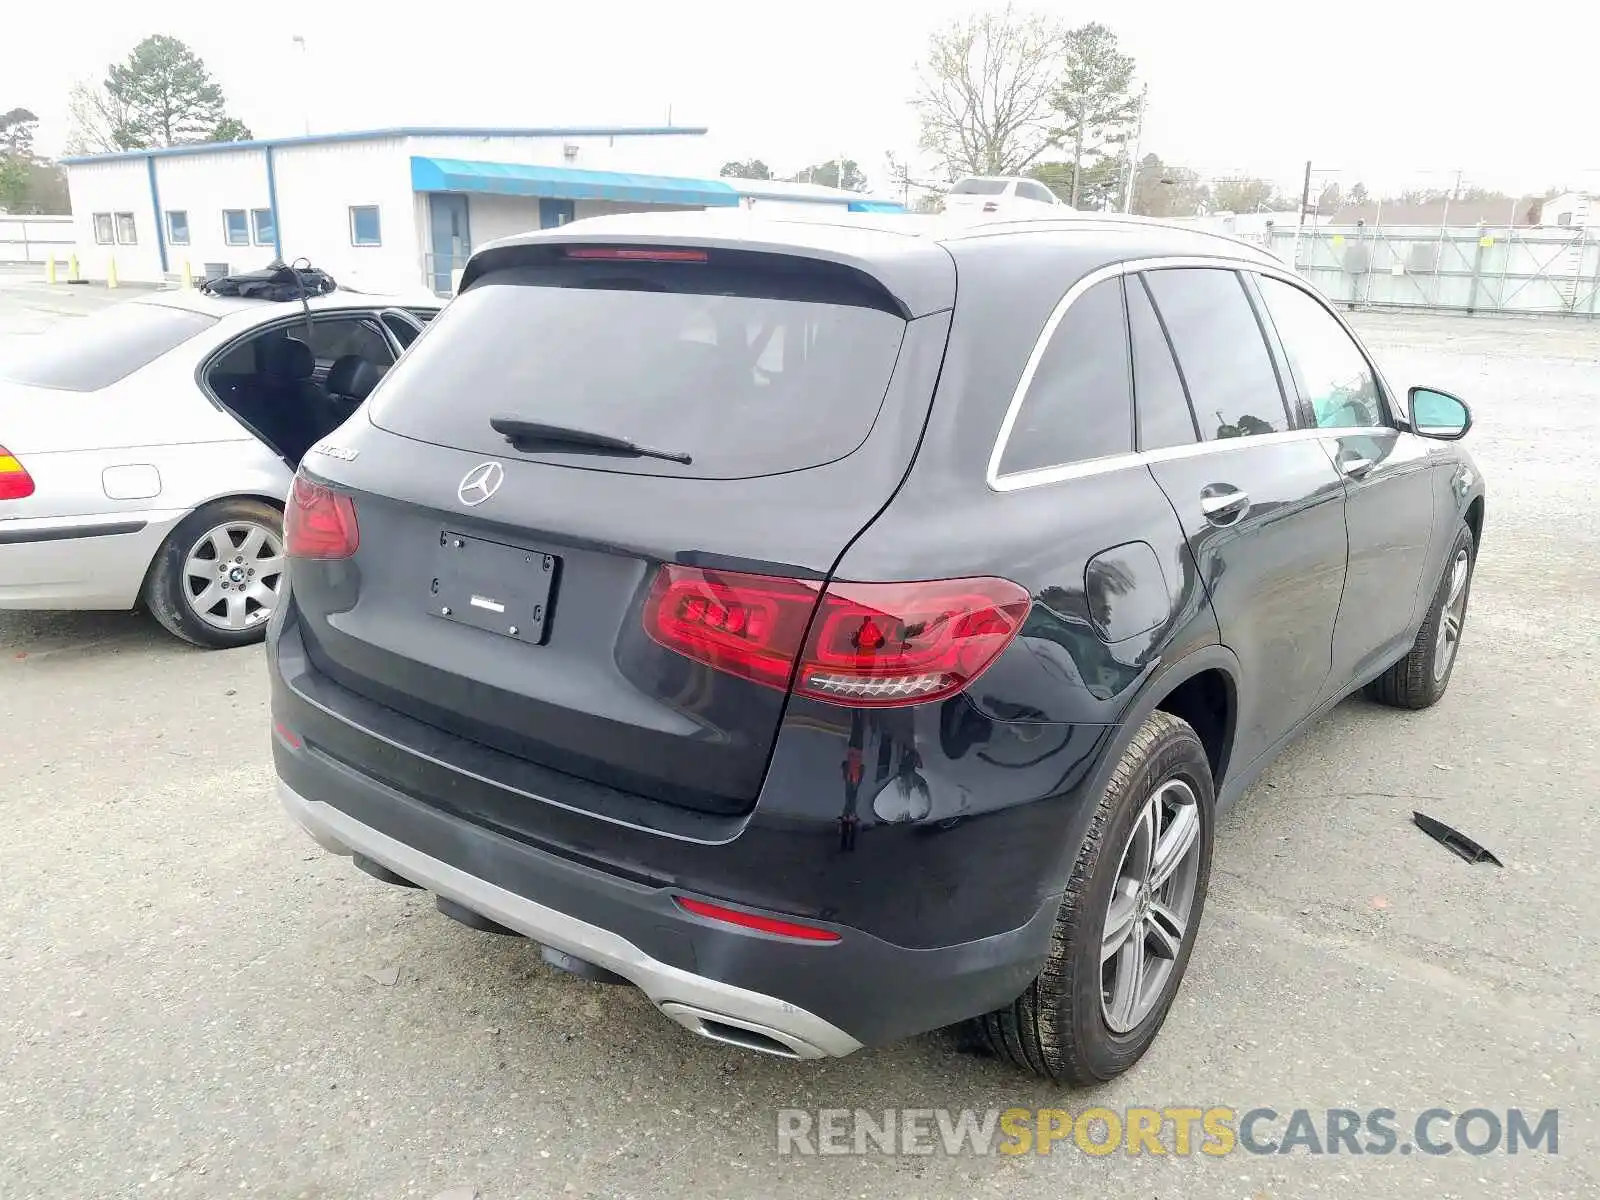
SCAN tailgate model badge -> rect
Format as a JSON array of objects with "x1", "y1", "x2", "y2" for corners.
[{"x1": 458, "y1": 461, "x2": 504, "y2": 507}]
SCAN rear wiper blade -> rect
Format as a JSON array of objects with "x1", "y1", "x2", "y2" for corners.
[{"x1": 488, "y1": 416, "x2": 692, "y2": 465}]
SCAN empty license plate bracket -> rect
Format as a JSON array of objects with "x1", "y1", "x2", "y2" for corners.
[{"x1": 431, "y1": 531, "x2": 558, "y2": 644}]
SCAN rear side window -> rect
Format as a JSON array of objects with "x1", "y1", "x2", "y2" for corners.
[
  {"x1": 367, "y1": 259, "x2": 908, "y2": 479},
  {"x1": 996, "y1": 278, "x2": 1132, "y2": 477},
  {"x1": 0, "y1": 302, "x2": 216, "y2": 392},
  {"x1": 951, "y1": 178, "x2": 1009, "y2": 195},
  {"x1": 1127, "y1": 275, "x2": 1197, "y2": 450},
  {"x1": 1143, "y1": 268, "x2": 1288, "y2": 440},
  {"x1": 303, "y1": 316, "x2": 393, "y2": 366}
]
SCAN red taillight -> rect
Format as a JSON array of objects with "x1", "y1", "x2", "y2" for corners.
[
  {"x1": 284, "y1": 474, "x2": 359, "y2": 560},
  {"x1": 982, "y1": 201, "x2": 999, "y2": 213},
  {"x1": 642, "y1": 566, "x2": 1030, "y2": 708},
  {"x1": 643, "y1": 566, "x2": 818, "y2": 689},
  {"x1": 798, "y1": 579, "x2": 1032, "y2": 706},
  {"x1": 563, "y1": 246, "x2": 708, "y2": 262},
  {"x1": 674, "y1": 896, "x2": 841, "y2": 943},
  {"x1": 0, "y1": 445, "x2": 35, "y2": 501}
]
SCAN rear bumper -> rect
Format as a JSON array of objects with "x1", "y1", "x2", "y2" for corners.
[
  {"x1": 274, "y1": 738, "x2": 1060, "y2": 1054},
  {"x1": 0, "y1": 509, "x2": 181, "y2": 610},
  {"x1": 279, "y1": 777, "x2": 861, "y2": 1058}
]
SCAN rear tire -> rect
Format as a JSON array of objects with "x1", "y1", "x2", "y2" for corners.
[
  {"x1": 143, "y1": 497, "x2": 285, "y2": 649},
  {"x1": 972, "y1": 710, "x2": 1214, "y2": 1085},
  {"x1": 1365, "y1": 520, "x2": 1476, "y2": 710}
]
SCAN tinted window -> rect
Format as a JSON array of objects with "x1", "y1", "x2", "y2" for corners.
[
  {"x1": 1017, "y1": 180, "x2": 1056, "y2": 204},
  {"x1": 951, "y1": 178, "x2": 1009, "y2": 195},
  {"x1": 368, "y1": 264, "x2": 908, "y2": 479},
  {"x1": 166, "y1": 210, "x2": 189, "y2": 245},
  {"x1": 223, "y1": 210, "x2": 248, "y2": 246},
  {"x1": 303, "y1": 317, "x2": 392, "y2": 366},
  {"x1": 1127, "y1": 275, "x2": 1197, "y2": 450},
  {"x1": 382, "y1": 313, "x2": 420, "y2": 349},
  {"x1": 997, "y1": 278, "x2": 1132, "y2": 476},
  {"x1": 251, "y1": 208, "x2": 275, "y2": 247},
  {"x1": 1255, "y1": 276, "x2": 1384, "y2": 429},
  {"x1": 1143, "y1": 269, "x2": 1287, "y2": 440},
  {"x1": 0, "y1": 302, "x2": 216, "y2": 392}
]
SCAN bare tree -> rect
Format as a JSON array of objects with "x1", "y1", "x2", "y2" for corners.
[
  {"x1": 1051, "y1": 22, "x2": 1141, "y2": 207},
  {"x1": 64, "y1": 79, "x2": 129, "y2": 155},
  {"x1": 913, "y1": 6, "x2": 1066, "y2": 180}
]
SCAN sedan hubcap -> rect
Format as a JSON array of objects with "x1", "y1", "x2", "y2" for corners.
[
  {"x1": 1101, "y1": 778, "x2": 1203, "y2": 1034},
  {"x1": 1433, "y1": 548, "x2": 1471, "y2": 681},
  {"x1": 182, "y1": 521, "x2": 284, "y2": 632}
]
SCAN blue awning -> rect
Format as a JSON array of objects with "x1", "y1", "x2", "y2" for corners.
[
  {"x1": 411, "y1": 156, "x2": 742, "y2": 207},
  {"x1": 847, "y1": 199, "x2": 906, "y2": 213}
]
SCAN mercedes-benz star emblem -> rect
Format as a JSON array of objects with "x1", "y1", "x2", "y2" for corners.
[{"x1": 457, "y1": 461, "x2": 504, "y2": 507}]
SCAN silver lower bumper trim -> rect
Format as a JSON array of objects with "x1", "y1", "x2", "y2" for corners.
[{"x1": 277, "y1": 779, "x2": 862, "y2": 1059}]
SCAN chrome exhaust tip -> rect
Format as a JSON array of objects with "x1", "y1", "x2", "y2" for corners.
[{"x1": 657, "y1": 1001, "x2": 827, "y2": 1060}]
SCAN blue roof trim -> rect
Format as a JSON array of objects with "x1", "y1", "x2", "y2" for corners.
[
  {"x1": 847, "y1": 199, "x2": 906, "y2": 213},
  {"x1": 411, "y1": 157, "x2": 742, "y2": 207},
  {"x1": 61, "y1": 124, "x2": 708, "y2": 166}
]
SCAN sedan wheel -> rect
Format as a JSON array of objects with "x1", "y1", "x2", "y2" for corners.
[
  {"x1": 143, "y1": 497, "x2": 286, "y2": 649},
  {"x1": 182, "y1": 520, "x2": 285, "y2": 633}
]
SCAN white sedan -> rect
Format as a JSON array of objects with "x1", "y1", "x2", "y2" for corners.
[
  {"x1": 942, "y1": 175, "x2": 1074, "y2": 222},
  {"x1": 0, "y1": 272, "x2": 440, "y2": 647}
]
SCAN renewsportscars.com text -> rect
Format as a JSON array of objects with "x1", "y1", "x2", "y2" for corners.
[{"x1": 775, "y1": 1106, "x2": 1559, "y2": 1157}]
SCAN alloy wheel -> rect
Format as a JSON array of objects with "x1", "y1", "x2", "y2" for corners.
[
  {"x1": 182, "y1": 520, "x2": 284, "y2": 633},
  {"x1": 1101, "y1": 778, "x2": 1204, "y2": 1034},
  {"x1": 1433, "y1": 548, "x2": 1471, "y2": 681}
]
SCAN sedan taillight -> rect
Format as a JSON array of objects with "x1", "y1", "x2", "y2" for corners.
[
  {"x1": 0, "y1": 445, "x2": 35, "y2": 501},
  {"x1": 643, "y1": 566, "x2": 1030, "y2": 708},
  {"x1": 285, "y1": 473, "x2": 359, "y2": 559}
]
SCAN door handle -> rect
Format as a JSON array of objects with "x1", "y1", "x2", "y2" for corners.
[
  {"x1": 1339, "y1": 454, "x2": 1374, "y2": 479},
  {"x1": 1200, "y1": 487, "x2": 1249, "y2": 524}
]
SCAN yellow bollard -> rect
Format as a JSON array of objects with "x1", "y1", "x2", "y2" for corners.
[
  {"x1": 106, "y1": 257, "x2": 118, "y2": 289},
  {"x1": 181, "y1": 259, "x2": 193, "y2": 289},
  {"x1": 46, "y1": 255, "x2": 57, "y2": 284},
  {"x1": 68, "y1": 253, "x2": 81, "y2": 282}
]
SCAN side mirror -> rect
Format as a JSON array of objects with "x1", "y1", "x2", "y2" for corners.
[{"x1": 1409, "y1": 387, "x2": 1472, "y2": 440}]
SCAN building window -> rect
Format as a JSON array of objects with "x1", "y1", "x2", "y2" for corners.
[
  {"x1": 251, "y1": 208, "x2": 276, "y2": 247},
  {"x1": 349, "y1": 205, "x2": 381, "y2": 246},
  {"x1": 1557, "y1": 212, "x2": 1573, "y2": 227},
  {"x1": 92, "y1": 213, "x2": 114, "y2": 244},
  {"x1": 166, "y1": 211, "x2": 190, "y2": 245},
  {"x1": 114, "y1": 212, "x2": 137, "y2": 245},
  {"x1": 223, "y1": 209, "x2": 249, "y2": 246}
]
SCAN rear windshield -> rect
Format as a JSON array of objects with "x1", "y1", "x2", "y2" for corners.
[
  {"x1": 1, "y1": 301, "x2": 216, "y2": 392},
  {"x1": 950, "y1": 179, "x2": 1009, "y2": 195},
  {"x1": 367, "y1": 261, "x2": 908, "y2": 478}
]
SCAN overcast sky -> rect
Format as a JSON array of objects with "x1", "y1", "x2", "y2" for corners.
[{"x1": 11, "y1": 1, "x2": 1598, "y2": 198}]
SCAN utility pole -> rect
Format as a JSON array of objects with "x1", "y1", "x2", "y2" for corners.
[
  {"x1": 1298, "y1": 159, "x2": 1313, "y2": 230},
  {"x1": 1122, "y1": 86, "x2": 1148, "y2": 214}
]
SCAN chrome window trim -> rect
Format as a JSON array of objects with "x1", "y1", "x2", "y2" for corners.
[{"x1": 985, "y1": 254, "x2": 1399, "y2": 493}]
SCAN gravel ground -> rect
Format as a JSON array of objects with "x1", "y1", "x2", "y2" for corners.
[{"x1": 2, "y1": 276, "x2": 1598, "y2": 1198}]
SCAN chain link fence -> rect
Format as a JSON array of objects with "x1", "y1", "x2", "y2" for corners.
[{"x1": 1264, "y1": 223, "x2": 1599, "y2": 317}]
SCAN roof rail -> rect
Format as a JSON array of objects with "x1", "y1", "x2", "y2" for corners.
[{"x1": 943, "y1": 212, "x2": 1280, "y2": 258}]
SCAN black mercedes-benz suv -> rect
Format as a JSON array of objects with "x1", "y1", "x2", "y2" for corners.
[{"x1": 268, "y1": 211, "x2": 1485, "y2": 1084}]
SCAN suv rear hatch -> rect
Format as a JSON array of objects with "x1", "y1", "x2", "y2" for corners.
[{"x1": 288, "y1": 234, "x2": 955, "y2": 817}]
